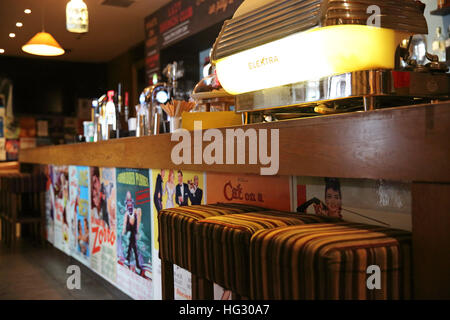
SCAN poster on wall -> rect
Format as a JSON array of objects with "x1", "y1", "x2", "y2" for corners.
[
  {"x1": 295, "y1": 177, "x2": 412, "y2": 231},
  {"x1": 116, "y1": 168, "x2": 152, "y2": 300},
  {"x1": 151, "y1": 169, "x2": 206, "y2": 300},
  {"x1": 206, "y1": 172, "x2": 292, "y2": 299},
  {"x1": 5, "y1": 139, "x2": 19, "y2": 161},
  {"x1": 52, "y1": 166, "x2": 70, "y2": 254},
  {"x1": 45, "y1": 165, "x2": 55, "y2": 244},
  {"x1": 214, "y1": 284, "x2": 232, "y2": 300},
  {"x1": 0, "y1": 138, "x2": 5, "y2": 162},
  {"x1": 68, "y1": 166, "x2": 78, "y2": 254},
  {"x1": 69, "y1": 166, "x2": 91, "y2": 266},
  {"x1": 206, "y1": 172, "x2": 292, "y2": 211},
  {"x1": 90, "y1": 167, "x2": 117, "y2": 283}
]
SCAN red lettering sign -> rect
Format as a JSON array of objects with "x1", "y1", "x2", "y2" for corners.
[
  {"x1": 180, "y1": 6, "x2": 193, "y2": 22},
  {"x1": 92, "y1": 224, "x2": 116, "y2": 254},
  {"x1": 224, "y1": 181, "x2": 244, "y2": 201},
  {"x1": 168, "y1": 1, "x2": 182, "y2": 17}
]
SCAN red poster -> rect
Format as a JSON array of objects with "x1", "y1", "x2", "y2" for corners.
[{"x1": 206, "y1": 173, "x2": 292, "y2": 211}]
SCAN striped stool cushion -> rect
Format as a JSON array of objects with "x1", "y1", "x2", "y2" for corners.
[
  {"x1": 195, "y1": 211, "x2": 337, "y2": 297},
  {"x1": 158, "y1": 203, "x2": 269, "y2": 271},
  {"x1": 250, "y1": 223, "x2": 412, "y2": 300}
]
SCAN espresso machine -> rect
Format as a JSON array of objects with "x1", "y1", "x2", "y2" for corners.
[{"x1": 211, "y1": 0, "x2": 450, "y2": 123}]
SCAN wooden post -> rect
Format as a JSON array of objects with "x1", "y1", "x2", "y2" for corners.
[
  {"x1": 161, "y1": 259, "x2": 174, "y2": 300},
  {"x1": 412, "y1": 182, "x2": 450, "y2": 299}
]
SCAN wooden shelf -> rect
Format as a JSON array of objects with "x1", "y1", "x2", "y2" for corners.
[
  {"x1": 19, "y1": 101, "x2": 450, "y2": 183},
  {"x1": 431, "y1": 6, "x2": 450, "y2": 16}
]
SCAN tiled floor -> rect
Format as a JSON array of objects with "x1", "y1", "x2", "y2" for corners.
[{"x1": 0, "y1": 239, "x2": 131, "y2": 300}]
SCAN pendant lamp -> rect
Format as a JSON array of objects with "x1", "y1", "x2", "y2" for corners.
[
  {"x1": 22, "y1": 1, "x2": 65, "y2": 57},
  {"x1": 66, "y1": 0, "x2": 89, "y2": 33},
  {"x1": 22, "y1": 32, "x2": 65, "y2": 56}
]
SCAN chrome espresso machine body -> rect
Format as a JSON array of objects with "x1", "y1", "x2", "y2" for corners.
[{"x1": 211, "y1": 0, "x2": 450, "y2": 122}]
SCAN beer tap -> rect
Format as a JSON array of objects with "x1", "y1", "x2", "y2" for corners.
[
  {"x1": 140, "y1": 83, "x2": 171, "y2": 135},
  {"x1": 163, "y1": 61, "x2": 184, "y2": 99}
]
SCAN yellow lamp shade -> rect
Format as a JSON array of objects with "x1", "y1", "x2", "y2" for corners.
[
  {"x1": 216, "y1": 25, "x2": 410, "y2": 95},
  {"x1": 22, "y1": 32, "x2": 65, "y2": 56}
]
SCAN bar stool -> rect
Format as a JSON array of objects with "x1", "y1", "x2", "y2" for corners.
[
  {"x1": 158, "y1": 203, "x2": 269, "y2": 299},
  {"x1": 249, "y1": 223, "x2": 413, "y2": 300},
  {"x1": 0, "y1": 172, "x2": 47, "y2": 248},
  {"x1": 193, "y1": 211, "x2": 338, "y2": 299}
]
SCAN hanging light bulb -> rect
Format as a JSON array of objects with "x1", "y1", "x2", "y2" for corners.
[{"x1": 66, "y1": 0, "x2": 89, "y2": 33}]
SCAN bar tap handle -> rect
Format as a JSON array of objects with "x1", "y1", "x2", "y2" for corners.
[
  {"x1": 171, "y1": 61, "x2": 178, "y2": 98},
  {"x1": 116, "y1": 83, "x2": 122, "y2": 138},
  {"x1": 163, "y1": 61, "x2": 183, "y2": 99}
]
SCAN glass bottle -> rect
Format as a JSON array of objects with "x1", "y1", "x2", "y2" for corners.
[
  {"x1": 432, "y1": 26, "x2": 446, "y2": 62},
  {"x1": 445, "y1": 25, "x2": 450, "y2": 65}
]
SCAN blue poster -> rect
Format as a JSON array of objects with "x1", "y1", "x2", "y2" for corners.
[
  {"x1": 116, "y1": 168, "x2": 153, "y2": 300},
  {"x1": 69, "y1": 166, "x2": 91, "y2": 266}
]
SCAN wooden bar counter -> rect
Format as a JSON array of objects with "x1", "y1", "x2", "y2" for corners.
[{"x1": 19, "y1": 101, "x2": 450, "y2": 299}]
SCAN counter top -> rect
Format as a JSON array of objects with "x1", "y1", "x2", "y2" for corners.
[{"x1": 19, "y1": 101, "x2": 450, "y2": 183}]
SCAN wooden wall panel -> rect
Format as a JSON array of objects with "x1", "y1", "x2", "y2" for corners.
[{"x1": 412, "y1": 182, "x2": 450, "y2": 299}]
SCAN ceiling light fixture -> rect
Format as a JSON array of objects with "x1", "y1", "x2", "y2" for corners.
[
  {"x1": 24, "y1": 9, "x2": 32, "y2": 14},
  {"x1": 66, "y1": 0, "x2": 89, "y2": 33},
  {"x1": 0, "y1": 49, "x2": 5, "y2": 54},
  {"x1": 16, "y1": 22, "x2": 23, "y2": 28},
  {"x1": 9, "y1": 33, "x2": 16, "y2": 38},
  {"x1": 22, "y1": 32, "x2": 65, "y2": 56},
  {"x1": 22, "y1": 2, "x2": 65, "y2": 56}
]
